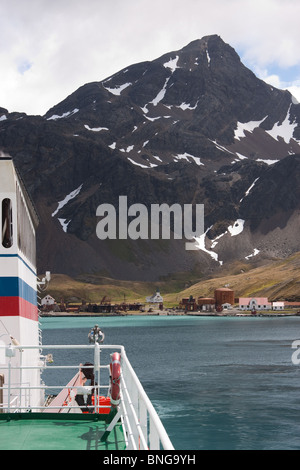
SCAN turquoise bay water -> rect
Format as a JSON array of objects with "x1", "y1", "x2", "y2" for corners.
[{"x1": 41, "y1": 315, "x2": 300, "y2": 450}]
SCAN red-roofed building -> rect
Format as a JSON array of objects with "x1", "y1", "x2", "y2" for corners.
[{"x1": 285, "y1": 302, "x2": 300, "y2": 309}]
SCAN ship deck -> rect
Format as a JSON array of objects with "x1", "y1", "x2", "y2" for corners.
[{"x1": 0, "y1": 413, "x2": 126, "y2": 451}]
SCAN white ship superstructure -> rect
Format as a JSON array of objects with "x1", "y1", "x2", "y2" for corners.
[{"x1": 0, "y1": 157, "x2": 43, "y2": 410}]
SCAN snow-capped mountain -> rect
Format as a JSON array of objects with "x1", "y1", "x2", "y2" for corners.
[{"x1": 0, "y1": 35, "x2": 299, "y2": 280}]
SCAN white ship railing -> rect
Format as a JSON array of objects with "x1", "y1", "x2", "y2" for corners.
[{"x1": 0, "y1": 343, "x2": 173, "y2": 450}]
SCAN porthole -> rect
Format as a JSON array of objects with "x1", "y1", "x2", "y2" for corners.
[{"x1": 2, "y1": 198, "x2": 13, "y2": 248}]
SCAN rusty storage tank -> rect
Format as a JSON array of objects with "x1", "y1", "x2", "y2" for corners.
[
  {"x1": 197, "y1": 297, "x2": 215, "y2": 306},
  {"x1": 214, "y1": 288, "x2": 234, "y2": 306}
]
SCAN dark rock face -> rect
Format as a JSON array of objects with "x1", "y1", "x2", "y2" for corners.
[
  {"x1": 0, "y1": 35, "x2": 300, "y2": 279},
  {"x1": 240, "y1": 154, "x2": 300, "y2": 228}
]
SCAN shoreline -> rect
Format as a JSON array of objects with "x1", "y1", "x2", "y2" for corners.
[{"x1": 40, "y1": 308, "x2": 300, "y2": 318}]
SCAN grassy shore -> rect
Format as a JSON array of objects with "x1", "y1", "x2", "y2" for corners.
[
  {"x1": 42, "y1": 251, "x2": 300, "y2": 308},
  {"x1": 40, "y1": 307, "x2": 299, "y2": 318}
]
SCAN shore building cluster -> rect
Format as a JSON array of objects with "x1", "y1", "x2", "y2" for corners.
[{"x1": 179, "y1": 288, "x2": 300, "y2": 313}]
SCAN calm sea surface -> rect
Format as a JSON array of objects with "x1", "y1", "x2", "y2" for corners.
[{"x1": 41, "y1": 315, "x2": 300, "y2": 450}]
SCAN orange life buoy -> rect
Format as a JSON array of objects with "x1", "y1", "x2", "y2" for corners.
[{"x1": 110, "y1": 352, "x2": 121, "y2": 408}]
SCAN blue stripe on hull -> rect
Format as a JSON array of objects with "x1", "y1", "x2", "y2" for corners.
[{"x1": 0, "y1": 277, "x2": 37, "y2": 306}]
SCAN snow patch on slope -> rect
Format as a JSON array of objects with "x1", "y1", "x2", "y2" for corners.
[
  {"x1": 240, "y1": 178, "x2": 259, "y2": 202},
  {"x1": 194, "y1": 227, "x2": 222, "y2": 264},
  {"x1": 256, "y1": 158, "x2": 279, "y2": 165},
  {"x1": 194, "y1": 219, "x2": 245, "y2": 265},
  {"x1": 234, "y1": 116, "x2": 268, "y2": 140},
  {"x1": 103, "y1": 82, "x2": 132, "y2": 96},
  {"x1": 47, "y1": 108, "x2": 79, "y2": 121},
  {"x1": 266, "y1": 105, "x2": 299, "y2": 143},
  {"x1": 228, "y1": 219, "x2": 245, "y2": 236},
  {"x1": 245, "y1": 248, "x2": 260, "y2": 260},
  {"x1": 52, "y1": 184, "x2": 83, "y2": 217},
  {"x1": 150, "y1": 77, "x2": 171, "y2": 106},
  {"x1": 84, "y1": 124, "x2": 109, "y2": 132},
  {"x1": 163, "y1": 56, "x2": 180, "y2": 72},
  {"x1": 177, "y1": 101, "x2": 198, "y2": 111},
  {"x1": 173, "y1": 152, "x2": 203, "y2": 166},
  {"x1": 127, "y1": 158, "x2": 157, "y2": 169}
]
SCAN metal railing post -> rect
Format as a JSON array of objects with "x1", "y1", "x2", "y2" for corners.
[
  {"x1": 0, "y1": 374, "x2": 4, "y2": 413},
  {"x1": 94, "y1": 342, "x2": 100, "y2": 413},
  {"x1": 7, "y1": 356, "x2": 11, "y2": 413}
]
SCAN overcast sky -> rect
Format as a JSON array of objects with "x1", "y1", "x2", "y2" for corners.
[{"x1": 1, "y1": 0, "x2": 300, "y2": 115}]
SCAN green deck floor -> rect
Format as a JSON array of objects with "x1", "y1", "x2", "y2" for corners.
[{"x1": 0, "y1": 413, "x2": 126, "y2": 450}]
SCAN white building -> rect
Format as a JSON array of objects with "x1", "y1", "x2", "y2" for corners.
[
  {"x1": 239, "y1": 297, "x2": 272, "y2": 311},
  {"x1": 146, "y1": 289, "x2": 163, "y2": 304},
  {"x1": 222, "y1": 303, "x2": 232, "y2": 310},
  {"x1": 272, "y1": 302, "x2": 285, "y2": 310},
  {"x1": 41, "y1": 295, "x2": 56, "y2": 306}
]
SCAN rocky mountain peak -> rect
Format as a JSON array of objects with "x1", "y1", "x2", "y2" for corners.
[
  {"x1": 0, "y1": 36, "x2": 300, "y2": 280},
  {"x1": 41, "y1": 34, "x2": 300, "y2": 175}
]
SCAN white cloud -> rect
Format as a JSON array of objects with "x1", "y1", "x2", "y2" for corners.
[
  {"x1": 263, "y1": 74, "x2": 282, "y2": 89},
  {"x1": 287, "y1": 85, "x2": 300, "y2": 103},
  {"x1": 0, "y1": 0, "x2": 300, "y2": 114},
  {"x1": 256, "y1": 71, "x2": 300, "y2": 104}
]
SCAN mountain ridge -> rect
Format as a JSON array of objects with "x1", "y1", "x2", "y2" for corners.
[{"x1": 0, "y1": 35, "x2": 299, "y2": 281}]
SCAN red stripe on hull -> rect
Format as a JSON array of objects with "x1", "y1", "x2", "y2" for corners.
[{"x1": 0, "y1": 297, "x2": 38, "y2": 321}]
